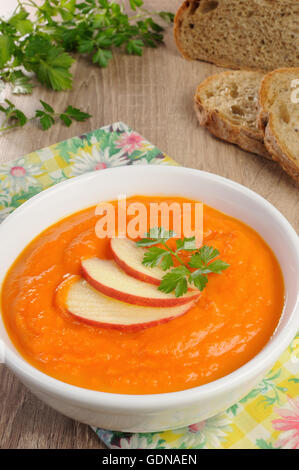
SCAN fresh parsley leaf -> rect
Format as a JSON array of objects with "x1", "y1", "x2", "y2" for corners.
[
  {"x1": 64, "y1": 105, "x2": 91, "y2": 121},
  {"x1": 10, "y1": 108, "x2": 27, "y2": 127},
  {"x1": 58, "y1": 0, "x2": 76, "y2": 21},
  {"x1": 24, "y1": 36, "x2": 74, "y2": 91},
  {"x1": 207, "y1": 259, "x2": 230, "y2": 274},
  {"x1": 78, "y1": 39, "x2": 95, "y2": 54},
  {"x1": 96, "y1": 35, "x2": 114, "y2": 48},
  {"x1": 0, "y1": 99, "x2": 27, "y2": 128},
  {"x1": 188, "y1": 253, "x2": 204, "y2": 269},
  {"x1": 189, "y1": 246, "x2": 220, "y2": 268},
  {"x1": 190, "y1": 272, "x2": 208, "y2": 291},
  {"x1": 59, "y1": 113, "x2": 72, "y2": 127},
  {"x1": 188, "y1": 246, "x2": 229, "y2": 290},
  {"x1": 0, "y1": 98, "x2": 91, "y2": 133},
  {"x1": 152, "y1": 227, "x2": 175, "y2": 241},
  {"x1": 24, "y1": 34, "x2": 51, "y2": 58},
  {"x1": 149, "y1": 227, "x2": 175, "y2": 241},
  {"x1": 35, "y1": 48, "x2": 74, "y2": 91},
  {"x1": 146, "y1": 18, "x2": 164, "y2": 33},
  {"x1": 0, "y1": 35, "x2": 14, "y2": 68},
  {"x1": 35, "y1": 110, "x2": 55, "y2": 130},
  {"x1": 160, "y1": 252, "x2": 173, "y2": 271},
  {"x1": 0, "y1": 99, "x2": 13, "y2": 112},
  {"x1": 136, "y1": 238, "x2": 161, "y2": 248},
  {"x1": 136, "y1": 230, "x2": 229, "y2": 297},
  {"x1": 176, "y1": 237, "x2": 197, "y2": 252},
  {"x1": 158, "y1": 12, "x2": 175, "y2": 23},
  {"x1": 92, "y1": 14, "x2": 110, "y2": 29},
  {"x1": 10, "y1": 71, "x2": 34, "y2": 94},
  {"x1": 40, "y1": 100, "x2": 54, "y2": 114},
  {"x1": 126, "y1": 39, "x2": 144, "y2": 56},
  {"x1": 142, "y1": 247, "x2": 173, "y2": 271},
  {"x1": 159, "y1": 266, "x2": 189, "y2": 297},
  {"x1": 9, "y1": 9, "x2": 33, "y2": 35},
  {"x1": 92, "y1": 48, "x2": 113, "y2": 67},
  {"x1": 175, "y1": 277, "x2": 188, "y2": 298},
  {"x1": 98, "y1": 0, "x2": 109, "y2": 8},
  {"x1": 129, "y1": 0, "x2": 143, "y2": 11},
  {"x1": 140, "y1": 34, "x2": 157, "y2": 48},
  {"x1": 137, "y1": 227, "x2": 175, "y2": 247},
  {"x1": 142, "y1": 247, "x2": 166, "y2": 267}
]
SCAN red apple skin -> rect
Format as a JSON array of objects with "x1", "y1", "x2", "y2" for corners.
[
  {"x1": 111, "y1": 243, "x2": 161, "y2": 286},
  {"x1": 57, "y1": 274, "x2": 197, "y2": 332},
  {"x1": 81, "y1": 264, "x2": 200, "y2": 307},
  {"x1": 67, "y1": 304, "x2": 195, "y2": 332},
  {"x1": 110, "y1": 239, "x2": 196, "y2": 291}
]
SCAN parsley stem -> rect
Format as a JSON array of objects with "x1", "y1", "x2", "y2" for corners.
[
  {"x1": 161, "y1": 242, "x2": 189, "y2": 269},
  {"x1": 0, "y1": 116, "x2": 34, "y2": 133},
  {"x1": 0, "y1": 123, "x2": 23, "y2": 132},
  {"x1": 0, "y1": 116, "x2": 10, "y2": 128},
  {"x1": 19, "y1": 0, "x2": 39, "y2": 9},
  {"x1": 0, "y1": 113, "x2": 60, "y2": 133}
]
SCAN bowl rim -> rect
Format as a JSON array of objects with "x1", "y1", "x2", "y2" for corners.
[{"x1": 1, "y1": 166, "x2": 299, "y2": 412}]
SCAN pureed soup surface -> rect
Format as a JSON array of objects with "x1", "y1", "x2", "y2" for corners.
[{"x1": 2, "y1": 196, "x2": 284, "y2": 394}]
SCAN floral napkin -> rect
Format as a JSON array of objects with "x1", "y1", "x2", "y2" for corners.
[{"x1": 1, "y1": 122, "x2": 298, "y2": 449}]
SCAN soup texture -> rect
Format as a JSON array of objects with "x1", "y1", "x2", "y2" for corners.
[{"x1": 1, "y1": 196, "x2": 284, "y2": 394}]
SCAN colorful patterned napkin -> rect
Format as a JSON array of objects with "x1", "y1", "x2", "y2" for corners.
[{"x1": 1, "y1": 123, "x2": 298, "y2": 450}]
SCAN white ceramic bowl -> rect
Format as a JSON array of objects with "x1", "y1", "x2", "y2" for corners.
[{"x1": 0, "y1": 166, "x2": 298, "y2": 432}]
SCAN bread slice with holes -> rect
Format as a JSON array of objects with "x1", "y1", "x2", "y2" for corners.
[
  {"x1": 194, "y1": 70, "x2": 271, "y2": 159},
  {"x1": 174, "y1": 0, "x2": 299, "y2": 71},
  {"x1": 258, "y1": 68, "x2": 299, "y2": 184}
]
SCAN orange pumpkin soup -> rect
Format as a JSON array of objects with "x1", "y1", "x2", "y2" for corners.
[{"x1": 1, "y1": 196, "x2": 284, "y2": 394}]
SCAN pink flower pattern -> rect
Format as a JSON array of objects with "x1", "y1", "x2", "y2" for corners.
[
  {"x1": 10, "y1": 166, "x2": 27, "y2": 177},
  {"x1": 115, "y1": 131, "x2": 145, "y2": 155},
  {"x1": 272, "y1": 396, "x2": 299, "y2": 449}
]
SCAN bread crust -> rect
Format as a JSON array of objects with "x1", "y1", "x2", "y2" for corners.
[
  {"x1": 258, "y1": 68, "x2": 299, "y2": 130},
  {"x1": 174, "y1": 1, "x2": 193, "y2": 61},
  {"x1": 264, "y1": 125, "x2": 299, "y2": 185},
  {"x1": 194, "y1": 73, "x2": 272, "y2": 160},
  {"x1": 258, "y1": 68, "x2": 299, "y2": 184}
]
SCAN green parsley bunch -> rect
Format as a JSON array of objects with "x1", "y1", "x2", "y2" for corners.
[
  {"x1": 0, "y1": 0, "x2": 174, "y2": 94},
  {"x1": 0, "y1": 99, "x2": 91, "y2": 132},
  {"x1": 137, "y1": 228, "x2": 230, "y2": 297}
]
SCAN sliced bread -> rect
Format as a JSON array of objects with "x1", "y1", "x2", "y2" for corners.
[
  {"x1": 194, "y1": 70, "x2": 271, "y2": 159},
  {"x1": 258, "y1": 68, "x2": 299, "y2": 184},
  {"x1": 174, "y1": 0, "x2": 299, "y2": 71}
]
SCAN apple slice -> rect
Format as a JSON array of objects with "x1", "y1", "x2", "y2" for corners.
[
  {"x1": 62, "y1": 278, "x2": 196, "y2": 331},
  {"x1": 110, "y1": 237, "x2": 164, "y2": 286},
  {"x1": 81, "y1": 258, "x2": 199, "y2": 307}
]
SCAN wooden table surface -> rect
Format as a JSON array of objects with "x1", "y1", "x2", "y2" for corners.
[{"x1": 0, "y1": 0, "x2": 298, "y2": 449}]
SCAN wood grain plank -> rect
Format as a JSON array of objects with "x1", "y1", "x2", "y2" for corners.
[
  {"x1": 0, "y1": 365, "x2": 103, "y2": 449},
  {"x1": 0, "y1": 0, "x2": 298, "y2": 449}
]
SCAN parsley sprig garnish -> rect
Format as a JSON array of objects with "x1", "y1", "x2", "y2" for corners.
[
  {"x1": 0, "y1": 0, "x2": 174, "y2": 93},
  {"x1": 136, "y1": 228, "x2": 230, "y2": 297},
  {"x1": 0, "y1": 99, "x2": 91, "y2": 132}
]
